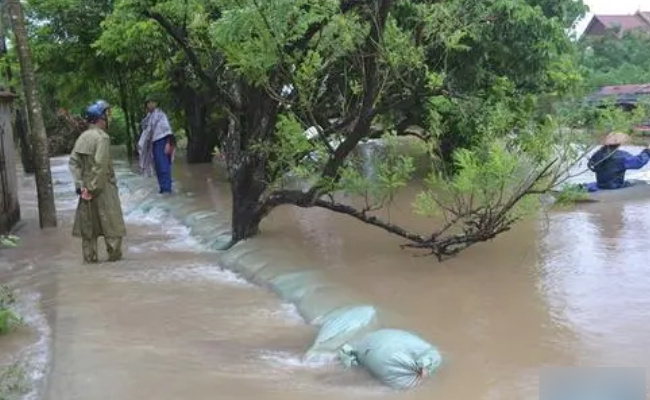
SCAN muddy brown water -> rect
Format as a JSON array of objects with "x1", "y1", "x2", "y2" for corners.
[{"x1": 3, "y1": 146, "x2": 650, "y2": 399}]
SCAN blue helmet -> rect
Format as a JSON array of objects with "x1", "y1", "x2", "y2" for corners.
[
  {"x1": 95, "y1": 99, "x2": 110, "y2": 110},
  {"x1": 85, "y1": 100, "x2": 109, "y2": 123}
]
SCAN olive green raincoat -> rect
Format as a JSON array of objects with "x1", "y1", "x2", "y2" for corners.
[{"x1": 69, "y1": 126, "x2": 126, "y2": 239}]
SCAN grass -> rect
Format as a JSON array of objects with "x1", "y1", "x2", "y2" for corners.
[
  {"x1": 0, "y1": 286, "x2": 21, "y2": 335},
  {"x1": 0, "y1": 362, "x2": 29, "y2": 400},
  {"x1": 0, "y1": 236, "x2": 19, "y2": 249}
]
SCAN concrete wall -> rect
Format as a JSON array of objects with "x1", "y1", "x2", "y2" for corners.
[{"x1": 0, "y1": 91, "x2": 19, "y2": 234}]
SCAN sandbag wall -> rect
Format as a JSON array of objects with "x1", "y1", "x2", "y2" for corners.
[{"x1": 118, "y1": 169, "x2": 443, "y2": 390}]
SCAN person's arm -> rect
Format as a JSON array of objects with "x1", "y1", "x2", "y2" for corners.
[
  {"x1": 622, "y1": 149, "x2": 650, "y2": 170},
  {"x1": 68, "y1": 151, "x2": 83, "y2": 195},
  {"x1": 86, "y1": 135, "x2": 110, "y2": 196}
]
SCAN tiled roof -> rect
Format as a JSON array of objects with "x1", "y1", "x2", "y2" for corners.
[
  {"x1": 595, "y1": 14, "x2": 650, "y2": 32},
  {"x1": 585, "y1": 11, "x2": 650, "y2": 35},
  {"x1": 596, "y1": 84, "x2": 650, "y2": 96}
]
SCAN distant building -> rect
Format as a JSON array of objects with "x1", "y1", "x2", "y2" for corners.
[
  {"x1": 582, "y1": 10, "x2": 650, "y2": 37},
  {"x1": 588, "y1": 84, "x2": 650, "y2": 108},
  {"x1": 587, "y1": 84, "x2": 650, "y2": 133}
]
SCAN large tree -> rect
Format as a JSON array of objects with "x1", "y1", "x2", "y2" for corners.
[
  {"x1": 93, "y1": 0, "x2": 594, "y2": 259},
  {"x1": 6, "y1": 0, "x2": 56, "y2": 228}
]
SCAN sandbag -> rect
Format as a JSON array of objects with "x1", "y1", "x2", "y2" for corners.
[
  {"x1": 219, "y1": 246, "x2": 268, "y2": 277},
  {"x1": 268, "y1": 271, "x2": 327, "y2": 303},
  {"x1": 296, "y1": 287, "x2": 356, "y2": 325},
  {"x1": 210, "y1": 234, "x2": 232, "y2": 250},
  {"x1": 339, "y1": 329, "x2": 442, "y2": 390},
  {"x1": 249, "y1": 263, "x2": 306, "y2": 287},
  {"x1": 305, "y1": 305, "x2": 379, "y2": 361}
]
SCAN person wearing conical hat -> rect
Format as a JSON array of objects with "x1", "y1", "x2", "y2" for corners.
[{"x1": 587, "y1": 132, "x2": 650, "y2": 190}]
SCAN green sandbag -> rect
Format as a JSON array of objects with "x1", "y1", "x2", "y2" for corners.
[
  {"x1": 296, "y1": 287, "x2": 357, "y2": 325},
  {"x1": 219, "y1": 242, "x2": 260, "y2": 266},
  {"x1": 305, "y1": 305, "x2": 380, "y2": 362},
  {"x1": 219, "y1": 244, "x2": 268, "y2": 277},
  {"x1": 339, "y1": 329, "x2": 442, "y2": 390},
  {"x1": 199, "y1": 226, "x2": 231, "y2": 249},
  {"x1": 184, "y1": 211, "x2": 219, "y2": 225},
  {"x1": 249, "y1": 263, "x2": 306, "y2": 287},
  {"x1": 210, "y1": 234, "x2": 232, "y2": 250},
  {"x1": 232, "y1": 254, "x2": 270, "y2": 280},
  {"x1": 268, "y1": 271, "x2": 327, "y2": 303}
]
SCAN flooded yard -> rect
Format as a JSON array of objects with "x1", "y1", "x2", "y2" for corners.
[{"x1": 3, "y1": 148, "x2": 650, "y2": 399}]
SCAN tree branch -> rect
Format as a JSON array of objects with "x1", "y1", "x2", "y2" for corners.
[
  {"x1": 144, "y1": 9, "x2": 236, "y2": 110},
  {"x1": 307, "y1": 0, "x2": 394, "y2": 199}
]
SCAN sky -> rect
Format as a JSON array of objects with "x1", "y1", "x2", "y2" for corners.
[{"x1": 574, "y1": 0, "x2": 650, "y2": 35}]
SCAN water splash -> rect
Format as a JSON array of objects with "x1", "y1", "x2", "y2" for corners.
[
  {"x1": 11, "y1": 290, "x2": 51, "y2": 400},
  {"x1": 108, "y1": 263, "x2": 252, "y2": 287}
]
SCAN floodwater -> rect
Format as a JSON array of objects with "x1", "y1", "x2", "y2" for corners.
[{"x1": 3, "y1": 144, "x2": 650, "y2": 399}]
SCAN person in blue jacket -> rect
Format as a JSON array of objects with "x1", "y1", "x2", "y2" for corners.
[{"x1": 587, "y1": 132, "x2": 650, "y2": 191}]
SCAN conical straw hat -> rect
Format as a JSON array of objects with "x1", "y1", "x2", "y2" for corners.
[{"x1": 602, "y1": 132, "x2": 629, "y2": 146}]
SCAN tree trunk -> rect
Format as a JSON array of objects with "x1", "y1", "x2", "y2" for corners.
[
  {"x1": 185, "y1": 96, "x2": 216, "y2": 164},
  {"x1": 230, "y1": 165, "x2": 267, "y2": 242},
  {"x1": 7, "y1": 0, "x2": 57, "y2": 228},
  {"x1": 14, "y1": 107, "x2": 34, "y2": 173},
  {"x1": 170, "y1": 66, "x2": 218, "y2": 164},
  {"x1": 116, "y1": 72, "x2": 133, "y2": 160}
]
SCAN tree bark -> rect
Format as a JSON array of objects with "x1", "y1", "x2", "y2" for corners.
[
  {"x1": 116, "y1": 71, "x2": 134, "y2": 160},
  {"x1": 14, "y1": 107, "x2": 34, "y2": 173},
  {"x1": 229, "y1": 164, "x2": 267, "y2": 242},
  {"x1": 7, "y1": 0, "x2": 57, "y2": 228},
  {"x1": 169, "y1": 66, "x2": 218, "y2": 164}
]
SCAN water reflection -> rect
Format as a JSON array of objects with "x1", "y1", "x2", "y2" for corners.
[{"x1": 540, "y1": 202, "x2": 650, "y2": 368}]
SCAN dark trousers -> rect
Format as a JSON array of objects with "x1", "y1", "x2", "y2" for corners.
[{"x1": 153, "y1": 137, "x2": 172, "y2": 193}]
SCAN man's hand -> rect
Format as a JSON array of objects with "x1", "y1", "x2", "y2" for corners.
[
  {"x1": 81, "y1": 188, "x2": 93, "y2": 201},
  {"x1": 164, "y1": 142, "x2": 173, "y2": 155}
]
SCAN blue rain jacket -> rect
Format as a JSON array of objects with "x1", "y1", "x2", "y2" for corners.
[{"x1": 587, "y1": 146, "x2": 650, "y2": 191}]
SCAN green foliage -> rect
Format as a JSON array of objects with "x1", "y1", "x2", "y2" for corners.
[
  {"x1": 107, "y1": 107, "x2": 128, "y2": 145},
  {"x1": 33, "y1": 0, "x2": 632, "y2": 257},
  {"x1": 553, "y1": 183, "x2": 590, "y2": 205},
  {"x1": 0, "y1": 236, "x2": 19, "y2": 248},
  {"x1": 579, "y1": 30, "x2": 650, "y2": 88},
  {"x1": 0, "y1": 285, "x2": 20, "y2": 335},
  {"x1": 338, "y1": 133, "x2": 416, "y2": 210}
]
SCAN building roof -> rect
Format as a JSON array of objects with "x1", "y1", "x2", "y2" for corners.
[
  {"x1": 584, "y1": 11, "x2": 650, "y2": 35},
  {"x1": 595, "y1": 84, "x2": 650, "y2": 96},
  {"x1": 587, "y1": 83, "x2": 650, "y2": 108}
]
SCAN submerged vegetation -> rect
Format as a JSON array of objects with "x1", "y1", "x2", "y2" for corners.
[
  {"x1": 0, "y1": 362, "x2": 29, "y2": 400},
  {"x1": 0, "y1": 285, "x2": 20, "y2": 335}
]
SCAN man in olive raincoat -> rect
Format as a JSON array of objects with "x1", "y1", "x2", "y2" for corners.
[{"x1": 69, "y1": 100, "x2": 126, "y2": 263}]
